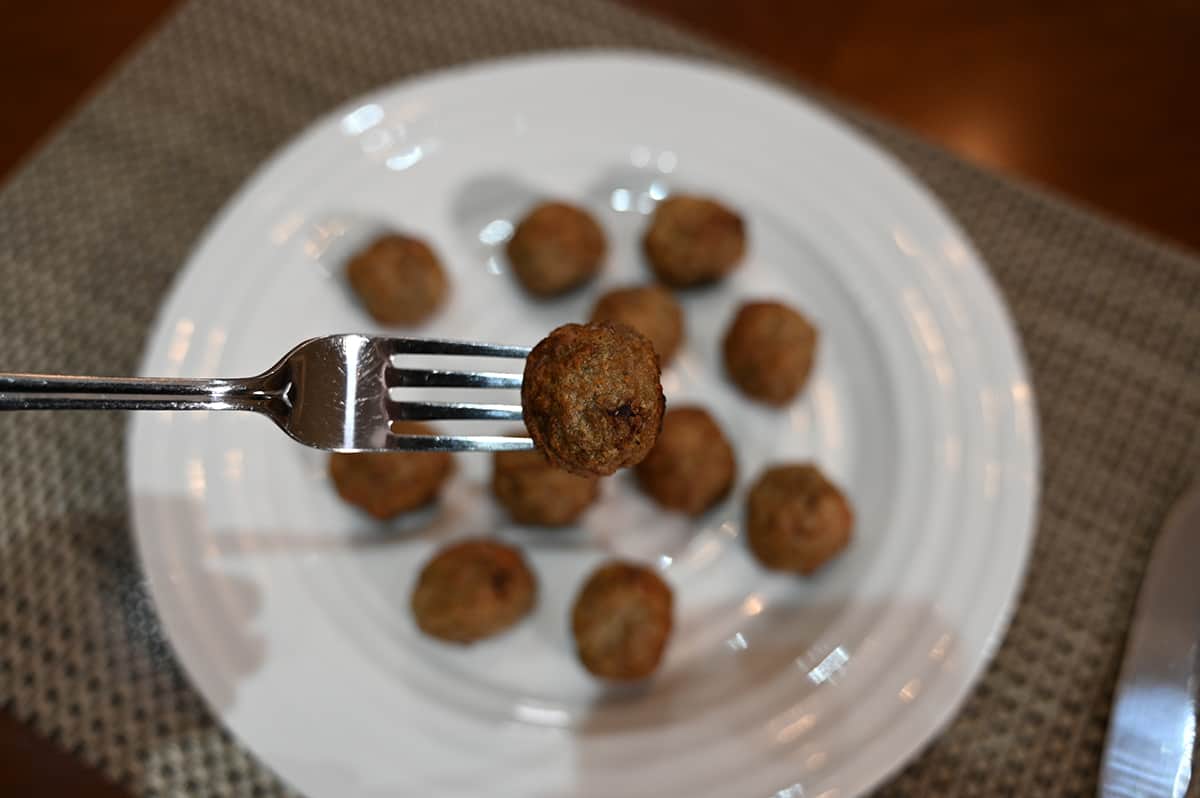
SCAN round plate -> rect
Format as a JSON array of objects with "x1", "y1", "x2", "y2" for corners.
[{"x1": 129, "y1": 53, "x2": 1038, "y2": 798}]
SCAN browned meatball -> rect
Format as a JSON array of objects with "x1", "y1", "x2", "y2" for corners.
[
  {"x1": 643, "y1": 195, "x2": 745, "y2": 287},
  {"x1": 723, "y1": 301, "x2": 818, "y2": 405},
  {"x1": 492, "y1": 447, "x2": 600, "y2": 526},
  {"x1": 635, "y1": 407, "x2": 736, "y2": 516},
  {"x1": 571, "y1": 561, "x2": 673, "y2": 680},
  {"x1": 746, "y1": 464, "x2": 853, "y2": 574},
  {"x1": 328, "y1": 421, "x2": 455, "y2": 519},
  {"x1": 505, "y1": 202, "x2": 605, "y2": 296},
  {"x1": 346, "y1": 234, "x2": 449, "y2": 325},
  {"x1": 522, "y1": 322, "x2": 665, "y2": 477},
  {"x1": 589, "y1": 284, "x2": 685, "y2": 365},
  {"x1": 410, "y1": 539, "x2": 536, "y2": 644}
]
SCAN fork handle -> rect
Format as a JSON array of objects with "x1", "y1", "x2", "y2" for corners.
[{"x1": 0, "y1": 373, "x2": 266, "y2": 412}]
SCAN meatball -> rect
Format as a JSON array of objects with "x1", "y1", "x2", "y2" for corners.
[
  {"x1": 522, "y1": 322, "x2": 665, "y2": 477},
  {"x1": 746, "y1": 464, "x2": 853, "y2": 574},
  {"x1": 589, "y1": 284, "x2": 684, "y2": 365},
  {"x1": 410, "y1": 539, "x2": 537, "y2": 644},
  {"x1": 492, "y1": 447, "x2": 600, "y2": 526},
  {"x1": 723, "y1": 301, "x2": 818, "y2": 405},
  {"x1": 346, "y1": 234, "x2": 448, "y2": 325},
  {"x1": 506, "y1": 202, "x2": 605, "y2": 296},
  {"x1": 643, "y1": 195, "x2": 745, "y2": 287},
  {"x1": 328, "y1": 421, "x2": 455, "y2": 519},
  {"x1": 635, "y1": 406, "x2": 736, "y2": 516},
  {"x1": 571, "y1": 561, "x2": 673, "y2": 680}
]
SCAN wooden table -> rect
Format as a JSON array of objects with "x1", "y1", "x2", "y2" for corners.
[{"x1": 1, "y1": 1, "x2": 1196, "y2": 794}]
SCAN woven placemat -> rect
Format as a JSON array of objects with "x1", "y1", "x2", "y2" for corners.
[{"x1": 0, "y1": 1, "x2": 1196, "y2": 795}]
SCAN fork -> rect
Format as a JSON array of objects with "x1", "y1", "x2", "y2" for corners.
[{"x1": 0, "y1": 334, "x2": 535, "y2": 452}]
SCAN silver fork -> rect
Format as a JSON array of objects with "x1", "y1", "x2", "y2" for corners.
[{"x1": 0, "y1": 334, "x2": 535, "y2": 452}]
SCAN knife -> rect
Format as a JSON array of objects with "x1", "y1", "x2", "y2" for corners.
[{"x1": 1099, "y1": 485, "x2": 1200, "y2": 797}]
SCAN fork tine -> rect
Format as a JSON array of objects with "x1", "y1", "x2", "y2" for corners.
[
  {"x1": 385, "y1": 338, "x2": 531, "y2": 358},
  {"x1": 389, "y1": 400, "x2": 524, "y2": 421},
  {"x1": 385, "y1": 368, "x2": 522, "y2": 389},
  {"x1": 387, "y1": 434, "x2": 535, "y2": 452}
]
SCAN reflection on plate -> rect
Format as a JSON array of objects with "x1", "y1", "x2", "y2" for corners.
[{"x1": 129, "y1": 52, "x2": 1038, "y2": 798}]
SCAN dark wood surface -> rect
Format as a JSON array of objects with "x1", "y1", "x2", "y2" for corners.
[{"x1": 1, "y1": 1, "x2": 1196, "y2": 794}]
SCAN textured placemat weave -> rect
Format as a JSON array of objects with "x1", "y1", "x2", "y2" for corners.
[{"x1": 0, "y1": 1, "x2": 1196, "y2": 795}]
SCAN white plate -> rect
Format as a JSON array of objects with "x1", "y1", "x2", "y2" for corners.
[{"x1": 129, "y1": 53, "x2": 1038, "y2": 798}]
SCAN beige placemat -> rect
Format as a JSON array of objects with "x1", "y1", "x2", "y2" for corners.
[{"x1": 0, "y1": 1, "x2": 1196, "y2": 795}]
